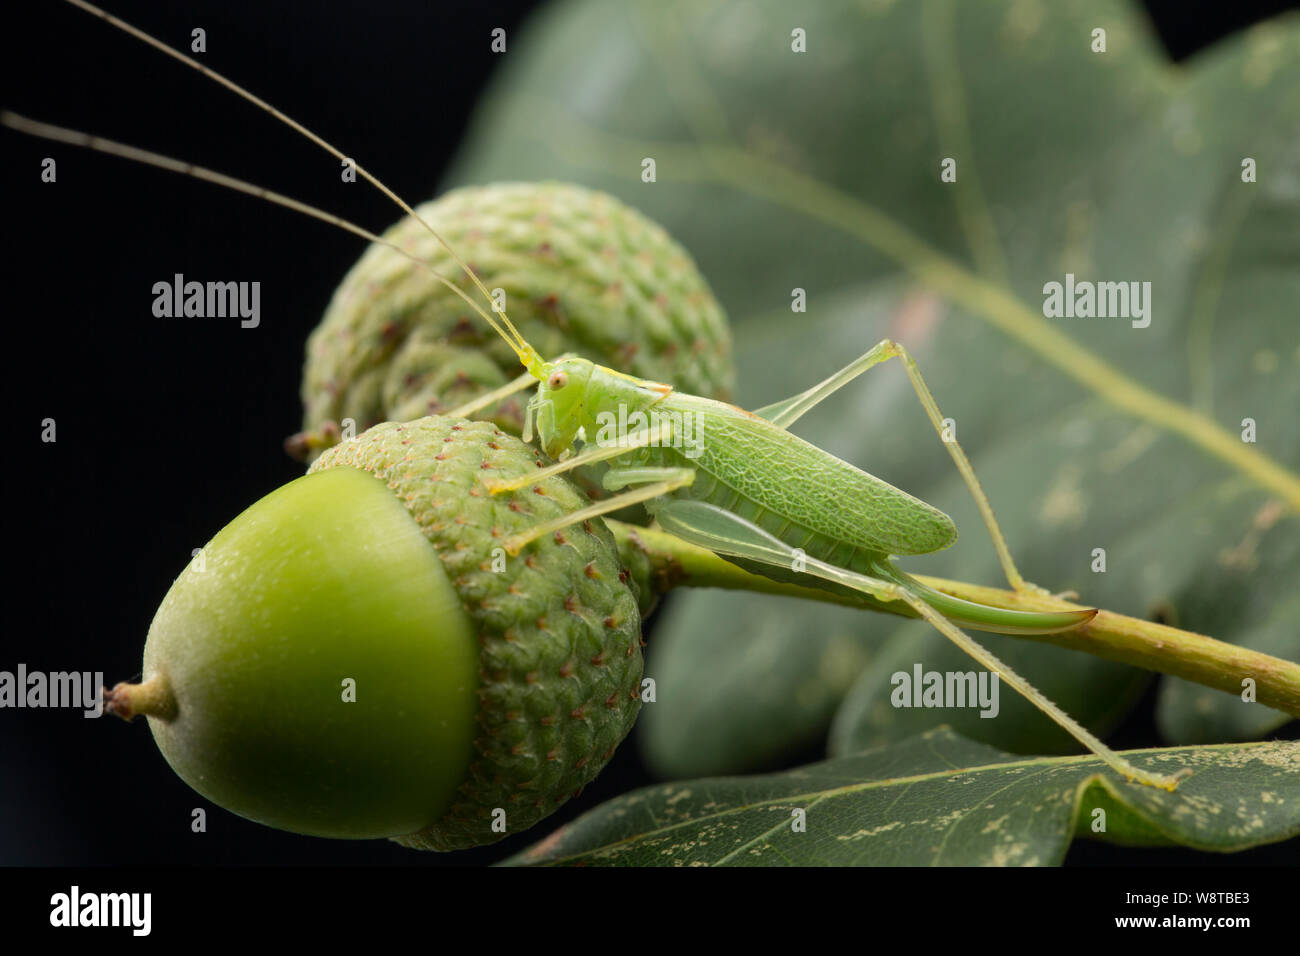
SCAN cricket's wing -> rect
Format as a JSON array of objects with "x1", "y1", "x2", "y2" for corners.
[{"x1": 666, "y1": 393, "x2": 957, "y2": 557}]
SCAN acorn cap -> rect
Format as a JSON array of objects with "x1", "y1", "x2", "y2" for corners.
[
  {"x1": 301, "y1": 182, "x2": 734, "y2": 439},
  {"x1": 311, "y1": 416, "x2": 644, "y2": 851}
]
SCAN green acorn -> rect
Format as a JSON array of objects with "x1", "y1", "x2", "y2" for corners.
[
  {"x1": 108, "y1": 416, "x2": 647, "y2": 851},
  {"x1": 294, "y1": 182, "x2": 734, "y2": 453}
]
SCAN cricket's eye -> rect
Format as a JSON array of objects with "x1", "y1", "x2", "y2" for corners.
[{"x1": 547, "y1": 371, "x2": 569, "y2": 390}]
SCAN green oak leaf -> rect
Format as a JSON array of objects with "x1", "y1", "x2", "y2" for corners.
[
  {"x1": 447, "y1": 0, "x2": 1300, "y2": 770},
  {"x1": 506, "y1": 729, "x2": 1300, "y2": 866}
]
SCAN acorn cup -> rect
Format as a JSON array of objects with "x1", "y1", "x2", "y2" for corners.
[
  {"x1": 291, "y1": 182, "x2": 735, "y2": 456},
  {"x1": 108, "y1": 417, "x2": 648, "y2": 851}
]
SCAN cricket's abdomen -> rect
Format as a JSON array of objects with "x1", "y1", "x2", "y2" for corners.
[{"x1": 640, "y1": 392, "x2": 957, "y2": 559}]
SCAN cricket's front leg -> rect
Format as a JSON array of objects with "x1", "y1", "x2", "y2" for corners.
[
  {"x1": 444, "y1": 352, "x2": 584, "y2": 425},
  {"x1": 497, "y1": 465, "x2": 695, "y2": 556},
  {"x1": 442, "y1": 368, "x2": 539, "y2": 421},
  {"x1": 483, "y1": 420, "x2": 677, "y2": 495}
]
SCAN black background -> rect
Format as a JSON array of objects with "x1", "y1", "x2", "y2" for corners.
[{"x1": 1, "y1": 0, "x2": 1296, "y2": 870}]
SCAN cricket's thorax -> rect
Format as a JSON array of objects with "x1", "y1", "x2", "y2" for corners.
[
  {"x1": 533, "y1": 358, "x2": 671, "y2": 459},
  {"x1": 626, "y1": 392, "x2": 958, "y2": 561},
  {"x1": 577, "y1": 364, "x2": 672, "y2": 436}
]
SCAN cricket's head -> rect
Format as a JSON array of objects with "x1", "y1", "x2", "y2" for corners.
[
  {"x1": 476, "y1": 293, "x2": 593, "y2": 457},
  {"x1": 530, "y1": 357, "x2": 596, "y2": 458}
]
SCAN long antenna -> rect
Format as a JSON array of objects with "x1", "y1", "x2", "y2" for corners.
[
  {"x1": 1, "y1": 111, "x2": 522, "y2": 351},
  {"x1": 59, "y1": 0, "x2": 538, "y2": 366}
]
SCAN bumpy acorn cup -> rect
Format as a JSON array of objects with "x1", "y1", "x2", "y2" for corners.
[
  {"x1": 295, "y1": 182, "x2": 734, "y2": 452},
  {"x1": 107, "y1": 417, "x2": 646, "y2": 851}
]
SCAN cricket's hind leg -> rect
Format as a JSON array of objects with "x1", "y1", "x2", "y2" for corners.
[
  {"x1": 867, "y1": 560, "x2": 1094, "y2": 635},
  {"x1": 651, "y1": 498, "x2": 1185, "y2": 791},
  {"x1": 752, "y1": 338, "x2": 1051, "y2": 597}
]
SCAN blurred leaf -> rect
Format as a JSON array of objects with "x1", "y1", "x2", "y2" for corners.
[
  {"x1": 638, "y1": 591, "x2": 878, "y2": 777},
  {"x1": 507, "y1": 729, "x2": 1300, "y2": 865},
  {"x1": 449, "y1": 0, "x2": 1300, "y2": 771},
  {"x1": 1156, "y1": 522, "x2": 1300, "y2": 743}
]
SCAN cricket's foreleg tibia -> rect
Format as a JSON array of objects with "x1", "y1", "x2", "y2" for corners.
[
  {"x1": 443, "y1": 369, "x2": 540, "y2": 421},
  {"x1": 484, "y1": 421, "x2": 676, "y2": 495},
  {"x1": 500, "y1": 469, "x2": 695, "y2": 556}
]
